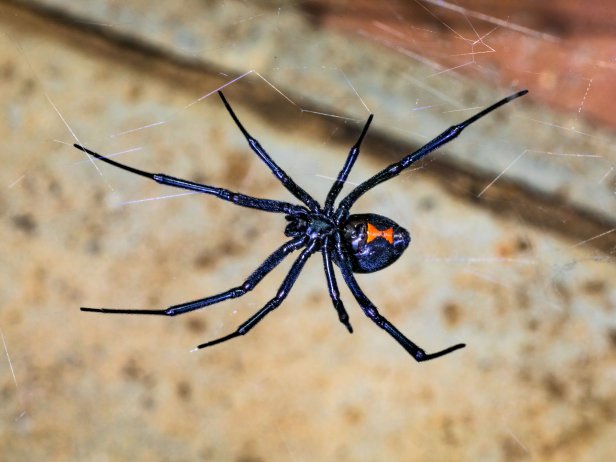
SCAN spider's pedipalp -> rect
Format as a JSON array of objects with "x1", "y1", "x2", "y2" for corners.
[{"x1": 81, "y1": 237, "x2": 307, "y2": 317}]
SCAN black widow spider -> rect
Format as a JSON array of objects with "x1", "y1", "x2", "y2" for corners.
[{"x1": 76, "y1": 88, "x2": 527, "y2": 362}]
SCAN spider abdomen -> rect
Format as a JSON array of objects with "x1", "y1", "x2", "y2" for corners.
[{"x1": 340, "y1": 214, "x2": 410, "y2": 273}]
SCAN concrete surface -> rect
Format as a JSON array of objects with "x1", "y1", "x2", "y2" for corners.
[{"x1": 1, "y1": 2, "x2": 615, "y2": 461}]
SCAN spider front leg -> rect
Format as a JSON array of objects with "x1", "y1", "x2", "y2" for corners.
[
  {"x1": 196, "y1": 240, "x2": 318, "y2": 350},
  {"x1": 74, "y1": 144, "x2": 305, "y2": 215},
  {"x1": 81, "y1": 236, "x2": 307, "y2": 316},
  {"x1": 334, "y1": 235, "x2": 465, "y2": 362},
  {"x1": 218, "y1": 92, "x2": 320, "y2": 213}
]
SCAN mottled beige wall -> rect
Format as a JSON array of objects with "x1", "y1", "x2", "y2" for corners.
[{"x1": 1, "y1": 2, "x2": 615, "y2": 461}]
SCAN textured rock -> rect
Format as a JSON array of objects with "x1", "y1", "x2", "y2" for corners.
[{"x1": 1, "y1": 2, "x2": 615, "y2": 461}]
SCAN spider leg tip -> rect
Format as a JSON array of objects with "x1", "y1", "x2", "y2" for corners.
[
  {"x1": 449, "y1": 343, "x2": 466, "y2": 352},
  {"x1": 514, "y1": 89, "x2": 528, "y2": 98},
  {"x1": 195, "y1": 342, "x2": 213, "y2": 350},
  {"x1": 80, "y1": 306, "x2": 98, "y2": 312}
]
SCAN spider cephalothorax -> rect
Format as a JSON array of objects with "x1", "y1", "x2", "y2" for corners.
[
  {"x1": 284, "y1": 213, "x2": 335, "y2": 243},
  {"x1": 76, "y1": 88, "x2": 527, "y2": 362}
]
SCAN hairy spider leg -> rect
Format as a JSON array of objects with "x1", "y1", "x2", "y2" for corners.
[
  {"x1": 334, "y1": 234, "x2": 465, "y2": 362},
  {"x1": 335, "y1": 89, "x2": 528, "y2": 222},
  {"x1": 218, "y1": 91, "x2": 321, "y2": 213},
  {"x1": 322, "y1": 236, "x2": 353, "y2": 333},
  {"x1": 197, "y1": 240, "x2": 318, "y2": 349},
  {"x1": 323, "y1": 114, "x2": 374, "y2": 214},
  {"x1": 81, "y1": 236, "x2": 307, "y2": 315},
  {"x1": 73, "y1": 144, "x2": 305, "y2": 215}
]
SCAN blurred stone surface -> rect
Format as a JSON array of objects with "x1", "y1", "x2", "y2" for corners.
[{"x1": 1, "y1": 2, "x2": 615, "y2": 462}]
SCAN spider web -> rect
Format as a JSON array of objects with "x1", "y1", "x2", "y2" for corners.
[{"x1": 1, "y1": 1, "x2": 615, "y2": 461}]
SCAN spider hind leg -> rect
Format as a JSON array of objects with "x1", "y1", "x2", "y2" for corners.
[{"x1": 335, "y1": 236, "x2": 465, "y2": 362}]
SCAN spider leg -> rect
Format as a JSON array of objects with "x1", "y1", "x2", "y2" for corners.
[
  {"x1": 322, "y1": 237, "x2": 353, "y2": 333},
  {"x1": 334, "y1": 234, "x2": 465, "y2": 362},
  {"x1": 74, "y1": 144, "x2": 305, "y2": 215},
  {"x1": 323, "y1": 114, "x2": 373, "y2": 214},
  {"x1": 218, "y1": 92, "x2": 321, "y2": 213},
  {"x1": 196, "y1": 239, "x2": 318, "y2": 350},
  {"x1": 335, "y1": 90, "x2": 528, "y2": 221},
  {"x1": 81, "y1": 236, "x2": 307, "y2": 316}
]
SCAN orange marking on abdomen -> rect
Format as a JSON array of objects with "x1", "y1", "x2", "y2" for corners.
[{"x1": 367, "y1": 223, "x2": 394, "y2": 244}]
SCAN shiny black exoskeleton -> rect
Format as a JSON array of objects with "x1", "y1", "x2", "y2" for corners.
[
  {"x1": 342, "y1": 214, "x2": 410, "y2": 273},
  {"x1": 76, "y1": 89, "x2": 528, "y2": 362},
  {"x1": 284, "y1": 212, "x2": 409, "y2": 273}
]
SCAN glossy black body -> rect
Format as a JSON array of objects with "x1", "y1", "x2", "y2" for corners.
[
  {"x1": 76, "y1": 89, "x2": 527, "y2": 362},
  {"x1": 341, "y1": 214, "x2": 410, "y2": 273}
]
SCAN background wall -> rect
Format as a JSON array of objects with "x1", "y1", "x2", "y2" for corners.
[{"x1": 1, "y1": 1, "x2": 615, "y2": 460}]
